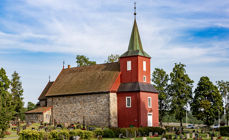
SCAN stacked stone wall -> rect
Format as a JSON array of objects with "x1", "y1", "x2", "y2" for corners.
[
  {"x1": 25, "y1": 113, "x2": 43, "y2": 123},
  {"x1": 49, "y1": 93, "x2": 113, "y2": 127}
]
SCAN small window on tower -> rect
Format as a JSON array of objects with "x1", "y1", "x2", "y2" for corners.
[
  {"x1": 126, "y1": 97, "x2": 131, "y2": 108},
  {"x1": 143, "y1": 61, "x2": 146, "y2": 71},
  {"x1": 148, "y1": 97, "x2": 152, "y2": 108},
  {"x1": 127, "y1": 61, "x2": 131, "y2": 71},
  {"x1": 143, "y1": 75, "x2": 146, "y2": 82}
]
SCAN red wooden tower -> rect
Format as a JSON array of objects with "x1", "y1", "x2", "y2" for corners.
[{"x1": 117, "y1": 17, "x2": 159, "y2": 127}]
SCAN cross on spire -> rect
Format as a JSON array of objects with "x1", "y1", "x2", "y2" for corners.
[{"x1": 134, "y1": 2, "x2": 137, "y2": 19}]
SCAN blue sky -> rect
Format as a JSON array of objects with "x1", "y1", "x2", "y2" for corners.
[{"x1": 1, "y1": 0, "x2": 229, "y2": 105}]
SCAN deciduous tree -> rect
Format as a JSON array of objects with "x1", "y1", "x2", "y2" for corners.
[
  {"x1": 152, "y1": 68, "x2": 169, "y2": 127},
  {"x1": 76, "y1": 55, "x2": 96, "y2": 67},
  {"x1": 191, "y1": 76, "x2": 223, "y2": 127},
  {"x1": 27, "y1": 102, "x2": 36, "y2": 111},
  {"x1": 217, "y1": 80, "x2": 229, "y2": 125},
  {"x1": 105, "y1": 54, "x2": 119, "y2": 63},
  {"x1": 169, "y1": 63, "x2": 193, "y2": 130}
]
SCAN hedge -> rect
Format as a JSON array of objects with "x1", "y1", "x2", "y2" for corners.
[
  {"x1": 69, "y1": 129, "x2": 93, "y2": 139},
  {"x1": 220, "y1": 126, "x2": 229, "y2": 136},
  {"x1": 19, "y1": 127, "x2": 165, "y2": 139},
  {"x1": 19, "y1": 130, "x2": 45, "y2": 140}
]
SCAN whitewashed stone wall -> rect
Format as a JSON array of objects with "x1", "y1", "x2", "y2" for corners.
[
  {"x1": 109, "y1": 93, "x2": 117, "y2": 127},
  {"x1": 47, "y1": 93, "x2": 117, "y2": 127},
  {"x1": 43, "y1": 110, "x2": 51, "y2": 123}
]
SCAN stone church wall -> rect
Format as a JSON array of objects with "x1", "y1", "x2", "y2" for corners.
[
  {"x1": 25, "y1": 113, "x2": 43, "y2": 123},
  {"x1": 109, "y1": 92, "x2": 117, "y2": 127},
  {"x1": 47, "y1": 93, "x2": 117, "y2": 127}
]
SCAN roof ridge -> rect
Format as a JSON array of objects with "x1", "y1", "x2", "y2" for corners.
[{"x1": 63, "y1": 62, "x2": 119, "y2": 70}]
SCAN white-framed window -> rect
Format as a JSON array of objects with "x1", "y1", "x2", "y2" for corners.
[
  {"x1": 143, "y1": 61, "x2": 146, "y2": 71},
  {"x1": 126, "y1": 97, "x2": 131, "y2": 108},
  {"x1": 143, "y1": 75, "x2": 146, "y2": 82},
  {"x1": 148, "y1": 97, "x2": 152, "y2": 108},
  {"x1": 127, "y1": 61, "x2": 131, "y2": 71}
]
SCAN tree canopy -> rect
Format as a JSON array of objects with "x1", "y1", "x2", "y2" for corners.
[
  {"x1": 76, "y1": 55, "x2": 96, "y2": 67},
  {"x1": 105, "y1": 54, "x2": 119, "y2": 63},
  {"x1": 152, "y1": 68, "x2": 169, "y2": 127},
  {"x1": 169, "y1": 63, "x2": 194, "y2": 129},
  {"x1": 27, "y1": 102, "x2": 36, "y2": 111},
  {"x1": 11, "y1": 71, "x2": 24, "y2": 120},
  {"x1": 0, "y1": 68, "x2": 14, "y2": 138},
  {"x1": 191, "y1": 76, "x2": 223, "y2": 126}
]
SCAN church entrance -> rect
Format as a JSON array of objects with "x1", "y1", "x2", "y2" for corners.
[{"x1": 147, "y1": 113, "x2": 153, "y2": 127}]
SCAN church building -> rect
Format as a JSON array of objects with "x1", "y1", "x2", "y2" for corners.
[{"x1": 26, "y1": 15, "x2": 159, "y2": 128}]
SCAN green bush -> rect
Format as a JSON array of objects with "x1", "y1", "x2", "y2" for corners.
[
  {"x1": 19, "y1": 130, "x2": 44, "y2": 140},
  {"x1": 126, "y1": 127, "x2": 138, "y2": 137},
  {"x1": 48, "y1": 129, "x2": 69, "y2": 140},
  {"x1": 69, "y1": 129, "x2": 93, "y2": 139},
  {"x1": 220, "y1": 126, "x2": 229, "y2": 136},
  {"x1": 103, "y1": 128, "x2": 115, "y2": 138},
  {"x1": 48, "y1": 130, "x2": 59, "y2": 139},
  {"x1": 137, "y1": 127, "x2": 165, "y2": 136},
  {"x1": 93, "y1": 128, "x2": 104, "y2": 136},
  {"x1": 110, "y1": 127, "x2": 121, "y2": 137}
]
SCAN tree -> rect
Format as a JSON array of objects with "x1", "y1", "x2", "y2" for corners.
[
  {"x1": 191, "y1": 76, "x2": 223, "y2": 127},
  {"x1": 76, "y1": 55, "x2": 96, "y2": 67},
  {"x1": 217, "y1": 80, "x2": 229, "y2": 125},
  {"x1": 11, "y1": 71, "x2": 24, "y2": 120},
  {"x1": 169, "y1": 63, "x2": 193, "y2": 130},
  {"x1": 0, "y1": 68, "x2": 14, "y2": 138},
  {"x1": 27, "y1": 102, "x2": 36, "y2": 111},
  {"x1": 152, "y1": 68, "x2": 169, "y2": 127},
  {"x1": 105, "y1": 54, "x2": 119, "y2": 63}
]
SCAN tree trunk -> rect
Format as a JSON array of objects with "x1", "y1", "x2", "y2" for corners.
[
  {"x1": 227, "y1": 112, "x2": 229, "y2": 126},
  {"x1": 160, "y1": 119, "x2": 163, "y2": 127},
  {"x1": 180, "y1": 118, "x2": 183, "y2": 134}
]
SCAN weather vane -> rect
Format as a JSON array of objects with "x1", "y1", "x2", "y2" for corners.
[{"x1": 134, "y1": 2, "x2": 137, "y2": 19}]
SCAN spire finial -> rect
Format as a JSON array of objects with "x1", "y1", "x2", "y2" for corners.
[
  {"x1": 63, "y1": 60, "x2": 65, "y2": 69},
  {"x1": 134, "y1": 2, "x2": 136, "y2": 19},
  {"x1": 49, "y1": 75, "x2": 51, "y2": 82}
]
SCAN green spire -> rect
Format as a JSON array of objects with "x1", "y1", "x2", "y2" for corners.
[{"x1": 121, "y1": 19, "x2": 151, "y2": 58}]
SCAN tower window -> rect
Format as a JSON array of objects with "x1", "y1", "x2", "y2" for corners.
[
  {"x1": 127, "y1": 61, "x2": 131, "y2": 71},
  {"x1": 143, "y1": 75, "x2": 146, "y2": 82},
  {"x1": 126, "y1": 97, "x2": 131, "y2": 108},
  {"x1": 143, "y1": 61, "x2": 146, "y2": 71},
  {"x1": 148, "y1": 97, "x2": 152, "y2": 108}
]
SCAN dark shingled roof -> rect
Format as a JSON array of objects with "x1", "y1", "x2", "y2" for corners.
[
  {"x1": 25, "y1": 107, "x2": 52, "y2": 114},
  {"x1": 38, "y1": 81, "x2": 54, "y2": 100},
  {"x1": 118, "y1": 82, "x2": 158, "y2": 93},
  {"x1": 46, "y1": 62, "x2": 120, "y2": 97}
]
